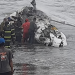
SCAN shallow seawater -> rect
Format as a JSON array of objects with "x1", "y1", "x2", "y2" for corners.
[
  {"x1": 0, "y1": 0, "x2": 75, "y2": 75},
  {"x1": 12, "y1": 20, "x2": 75, "y2": 75}
]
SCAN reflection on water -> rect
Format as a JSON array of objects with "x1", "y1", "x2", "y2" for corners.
[
  {"x1": 12, "y1": 36, "x2": 75, "y2": 75},
  {"x1": 14, "y1": 62, "x2": 50, "y2": 75},
  {"x1": 14, "y1": 63, "x2": 36, "y2": 75},
  {"x1": 12, "y1": 45, "x2": 51, "y2": 75},
  {"x1": 0, "y1": 0, "x2": 75, "y2": 75}
]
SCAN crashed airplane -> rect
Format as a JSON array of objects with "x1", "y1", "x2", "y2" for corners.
[{"x1": 4, "y1": 6, "x2": 67, "y2": 47}]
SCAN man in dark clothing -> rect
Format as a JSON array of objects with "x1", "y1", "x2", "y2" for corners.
[
  {"x1": 28, "y1": 18, "x2": 37, "y2": 44},
  {"x1": 0, "y1": 38, "x2": 13, "y2": 75},
  {"x1": 15, "y1": 21, "x2": 22, "y2": 46}
]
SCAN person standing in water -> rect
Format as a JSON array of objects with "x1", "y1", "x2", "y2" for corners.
[
  {"x1": 0, "y1": 38, "x2": 13, "y2": 75},
  {"x1": 3, "y1": 21, "x2": 12, "y2": 48},
  {"x1": 28, "y1": 18, "x2": 37, "y2": 44},
  {"x1": 22, "y1": 19, "x2": 30, "y2": 44}
]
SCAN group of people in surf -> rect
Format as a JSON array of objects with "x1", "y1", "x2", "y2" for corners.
[
  {"x1": 0, "y1": 0, "x2": 37, "y2": 48},
  {"x1": 0, "y1": 1, "x2": 37, "y2": 75}
]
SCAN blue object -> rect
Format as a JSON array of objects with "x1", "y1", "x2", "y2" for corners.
[
  {"x1": 0, "y1": 38, "x2": 5, "y2": 44},
  {"x1": 8, "y1": 17, "x2": 13, "y2": 21}
]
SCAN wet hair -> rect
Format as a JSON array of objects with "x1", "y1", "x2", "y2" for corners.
[{"x1": 0, "y1": 43, "x2": 4, "y2": 47}]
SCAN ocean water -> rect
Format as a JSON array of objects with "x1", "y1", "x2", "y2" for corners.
[
  {"x1": 0, "y1": 0, "x2": 75, "y2": 75},
  {"x1": 0, "y1": 0, "x2": 75, "y2": 26}
]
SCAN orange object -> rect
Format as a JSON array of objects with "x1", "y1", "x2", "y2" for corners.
[
  {"x1": 22, "y1": 19, "x2": 30, "y2": 39},
  {"x1": 22, "y1": 20, "x2": 30, "y2": 33}
]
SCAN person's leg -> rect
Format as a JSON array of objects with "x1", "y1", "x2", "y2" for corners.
[
  {"x1": 22, "y1": 32, "x2": 25, "y2": 44},
  {"x1": 18, "y1": 36, "x2": 22, "y2": 46},
  {"x1": 12, "y1": 36, "x2": 15, "y2": 45},
  {"x1": 5, "y1": 41, "x2": 10, "y2": 48},
  {"x1": 15, "y1": 36, "x2": 18, "y2": 46},
  {"x1": 25, "y1": 33, "x2": 29, "y2": 43},
  {"x1": 28, "y1": 32, "x2": 32, "y2": 43},
  {"x1": 29, "y1": 32, "x2": 34, "y2": 44},
  {"x1": 31, "y1": 32, "x2": 35, "y2": 44},
  {"x1": 8, "y1": 42, "x2": 11, "y2": 48}
]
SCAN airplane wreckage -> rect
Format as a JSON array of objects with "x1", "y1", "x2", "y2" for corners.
[{"x1": 1, "y1": 6, "x2": 67, "y2": 47}]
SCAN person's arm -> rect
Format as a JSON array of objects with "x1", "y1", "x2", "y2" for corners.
[
  {"x1": 9, "y1": 60, "x2": 13, "y2": 74},
  {"x1": 9, "y1": 50, "x2": 14, "y2": 75}
]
